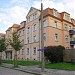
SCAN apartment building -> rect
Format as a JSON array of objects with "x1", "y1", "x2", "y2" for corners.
[
  {"x1": 17, "y1": 21, "x2": 26, "y2": 60},
  {"x1": 4, "y1": 24, "x2": 19, "y2": 60},
  {"x1": 3, "y1": 7, "x2": 75, "y2": 60}
]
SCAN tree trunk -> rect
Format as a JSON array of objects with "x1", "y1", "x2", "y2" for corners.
[
  {"x1": 13, "y1": 50, "x2": 18, "y2": 68},
  {"x1": 0, "y1": 52, "x2": 2, "y2": 65}
]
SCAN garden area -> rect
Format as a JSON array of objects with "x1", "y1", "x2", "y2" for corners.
[{"x1": 2, "y1": 60, "x2": 75, "y2": 70}]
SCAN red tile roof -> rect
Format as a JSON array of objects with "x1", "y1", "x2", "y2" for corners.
[
  {"x1": 43, "y1": 8, "x2": 63, "y2": 19},
  {"x1": 12, "y1": 24, "x2": 19, "y2": 28}
]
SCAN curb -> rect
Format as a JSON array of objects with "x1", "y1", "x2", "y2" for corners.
[{"x1": 1, "y1": 65, "x2": 41, "y2": 75}]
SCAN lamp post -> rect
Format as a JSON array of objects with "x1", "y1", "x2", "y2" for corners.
[{"x1": 41, "y1": 1, "x2": 45, "y2": 73}]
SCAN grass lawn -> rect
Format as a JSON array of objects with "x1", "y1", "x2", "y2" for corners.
[
  {"x1": 2, "y1": 60, "x2": 75, "y2": 70},
  {"x1": 45, "y1": 63, "x2": 75, "y2": 70},
  {"x1": 2, "y1": 60, "x2": 41, "y2": 66}
]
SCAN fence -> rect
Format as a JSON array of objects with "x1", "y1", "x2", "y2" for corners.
[{"x1": 63, "y1": 49, "x2": 75, "y2": 62}]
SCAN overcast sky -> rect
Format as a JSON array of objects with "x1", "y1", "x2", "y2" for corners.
[{"x1": 0, "y1": 0, "x2": 75, "y2": 33}]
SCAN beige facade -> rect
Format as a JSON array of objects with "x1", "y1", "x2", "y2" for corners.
[
  {"x1": 2, "y1": 7, "x2": 75, "y2": 61},
  {"x1": 4, "y1": 24, "x2": 19, "y2": 60}
]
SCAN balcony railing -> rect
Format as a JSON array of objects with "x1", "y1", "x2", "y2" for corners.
[
  {"x1": 70, "y1": 41, "x2": 75, "y2": 45},
  {"x1": 69, "y1": 30, "x2": 75, "y2": 34}
]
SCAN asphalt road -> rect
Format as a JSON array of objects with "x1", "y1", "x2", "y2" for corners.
[{"x1": 0, "y1": 66, "x2": 34, "y2": 75}]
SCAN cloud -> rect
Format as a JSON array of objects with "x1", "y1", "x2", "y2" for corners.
[
  {"x1": 0, "y1": 0, "x2": 74, "y2": 33},
  {"x1": 33, "y1": 0, "x2": 74, "y2": 18},
  {"x1": 0, "y1": 6, "x2": 28, "y2": 33}
]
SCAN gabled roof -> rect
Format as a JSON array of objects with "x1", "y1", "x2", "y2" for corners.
[
  {"x1": 18, "y1": 21, "x2": 26, "y2": 30},
  {"x1": 26, "y1": 7, "x2": 40, "y2": 18}
]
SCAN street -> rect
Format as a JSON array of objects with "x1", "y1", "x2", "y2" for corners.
[{"x1": 0, "y1": 66, "x2": 33, "y2": 75}]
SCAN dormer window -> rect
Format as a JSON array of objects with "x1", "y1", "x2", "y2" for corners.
[
  {"x1": 53, "y1": 9, "x2": 58, "y2": 17},
  {"x1": 71, "y1": 19, "x2": 74, "y2": 24},
  {"x1": 54, "y1": 21, "x2": 58, "y2": 28},
  {"x1": 20, "y1": 22, "x2": 24, "y2": 28},
  {"x1": 65, "y1": 14, "x2": 70, "y2": 21}
]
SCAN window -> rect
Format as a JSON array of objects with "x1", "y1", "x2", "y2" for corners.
[
  {"x1": 64, "y1": 24, "x2": 68, "y2": 30},
  {"x1": 43, "y1": 20, "x2": 47, "y2": 27},
  {"x1": 54, "y1": 9, "x2": 58, "y2": 17},
  {"x1": 22, "y1": 49, "x2": 24, "y2": 55},
  {"x1": 55, "y1": 33, "x2": 58, "y2": 41},
  {"x1": 27, "y1": 17, "x2": 30, "y2": 22},
  {"x1": 27, "y1": 48, "x2": 29, "y2": 55},
  {"x1": 65, "y1": 35, "x2": 68, "y2": 42},
  {"x1": 27, "y1": 27, "x2": 30, "y2": 33},
  {"x1": 33, "y1": 14, "x2": 37, "y2": 19},
  {"x1": 65, "y1": 14, "x2": 70, "y2": 21},
  {"x1": 20, "y1": 22, "x2": 24, "y2": 28},
  {"x1": 23, "y1": 30, "x2": 24, "y2": 35},
  {"x1": 18, "y1": 50, "x2": 20, "y2": 54},
  {"x1": 69, "y1": 26, "x2": 71, "y2": 30},
  {"x1": 27, "y1": 37, "x2": 29, "y2": 43},
  {"x1": 34, "y1": 24, "x2": 36, "y2": 31},
  {"x1": 73, "y1": 38, "x2": 75, "y2": 41},
  {"x1": 34, "y1": 35, "x2": 36, "y2": 42},
  {"x1": 43, "y1": 33, "x2": 46, "y2": 40},
  {"x1": 33, "y1": 47, "x2": 36, "y2": 55},
  {"x1": 54, "y1": 21, "x2": 57, "y2": 28}
]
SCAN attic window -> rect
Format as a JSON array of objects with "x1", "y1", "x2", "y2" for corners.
[
  {"x1": 71, "y1": 20, "x2": 74, "y2": 24},
  {"x1": 20, "y1": 22, "x2": 24, "y2": 28},
  {"x1": 53, "y1": 9, "x2": 58, "y2": 17},
  {"x1": 30, "y1": 8, "x2": 33, "y2": 12},
  {"x1": 65, "y1": 14, "x2": 70, "y2": 21}
]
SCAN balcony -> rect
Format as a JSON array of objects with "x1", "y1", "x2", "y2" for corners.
[
  {"x1": 70, "y1": 41, "x2": 75, "y2": 45},
  {"x1": 69, "y1": 30, "x2": 75, "y2": 34}
]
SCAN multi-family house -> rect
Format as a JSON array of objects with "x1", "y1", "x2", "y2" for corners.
[
  {"x1": 3, "y1": 7, "x2": 75, "y2": 61},
  {"x1": 17, "y1": 21, "x2": 26, "y2": 60},
  {"x1": 4, "y1": 24, "x2": 19, "y2": 60}
]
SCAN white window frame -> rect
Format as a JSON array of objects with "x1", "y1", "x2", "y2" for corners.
[
  {"x1": 54, "y1": 21, "x2": 57, "y2": 28},
  {"x1": 27, "y1": 48, "x2": 29, "y2": 55},
  {"x1": 54, "y1": 9, "x2": 58, "y2": 17},
  {"x1": 65, "y1": 35, "x2": 68, "y2": 42},
  {"x1": 55, "y1": 33, "x2": 58, "y2": 41},
  {"x1": 64, "y1": 24, "x2": 68, "y2": 30},
  {"x1": 34, "y1": 35, "x2": 36, "y2": 42},
  {"x1": 22, "y1": 49, "x2": 24, "y2": 55},
  {"x1": 27, "y1": 27, "x2": 30, "y2": 33},
  {"x1": 34, "y1": 24, "x2": 36, "y2": 31},
  {"x1": 43, "y1": 33, "x2": 46, "y2": 40},
  {"x1": 33, "y1": 14, "x2": 37, "y2": 20},
  {"x1": 33, "y1": 47, "x2": 36, "y2": 55}
]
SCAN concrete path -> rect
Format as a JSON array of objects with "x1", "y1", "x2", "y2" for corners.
[
  {"x1": 2, "y1": 63, "x2": 75, "y2": 75},
  {"x1": 0, "y1": 66, "x2": 33, "y2": 75}
]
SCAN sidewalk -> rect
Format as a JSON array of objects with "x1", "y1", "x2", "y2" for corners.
[{"x1": 1, "y1": 63, "x2": 75, "y2": 75}]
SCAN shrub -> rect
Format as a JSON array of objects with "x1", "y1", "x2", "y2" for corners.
[{"x1": 44, "y1": 45, "x2": 65, "y2": 63}]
